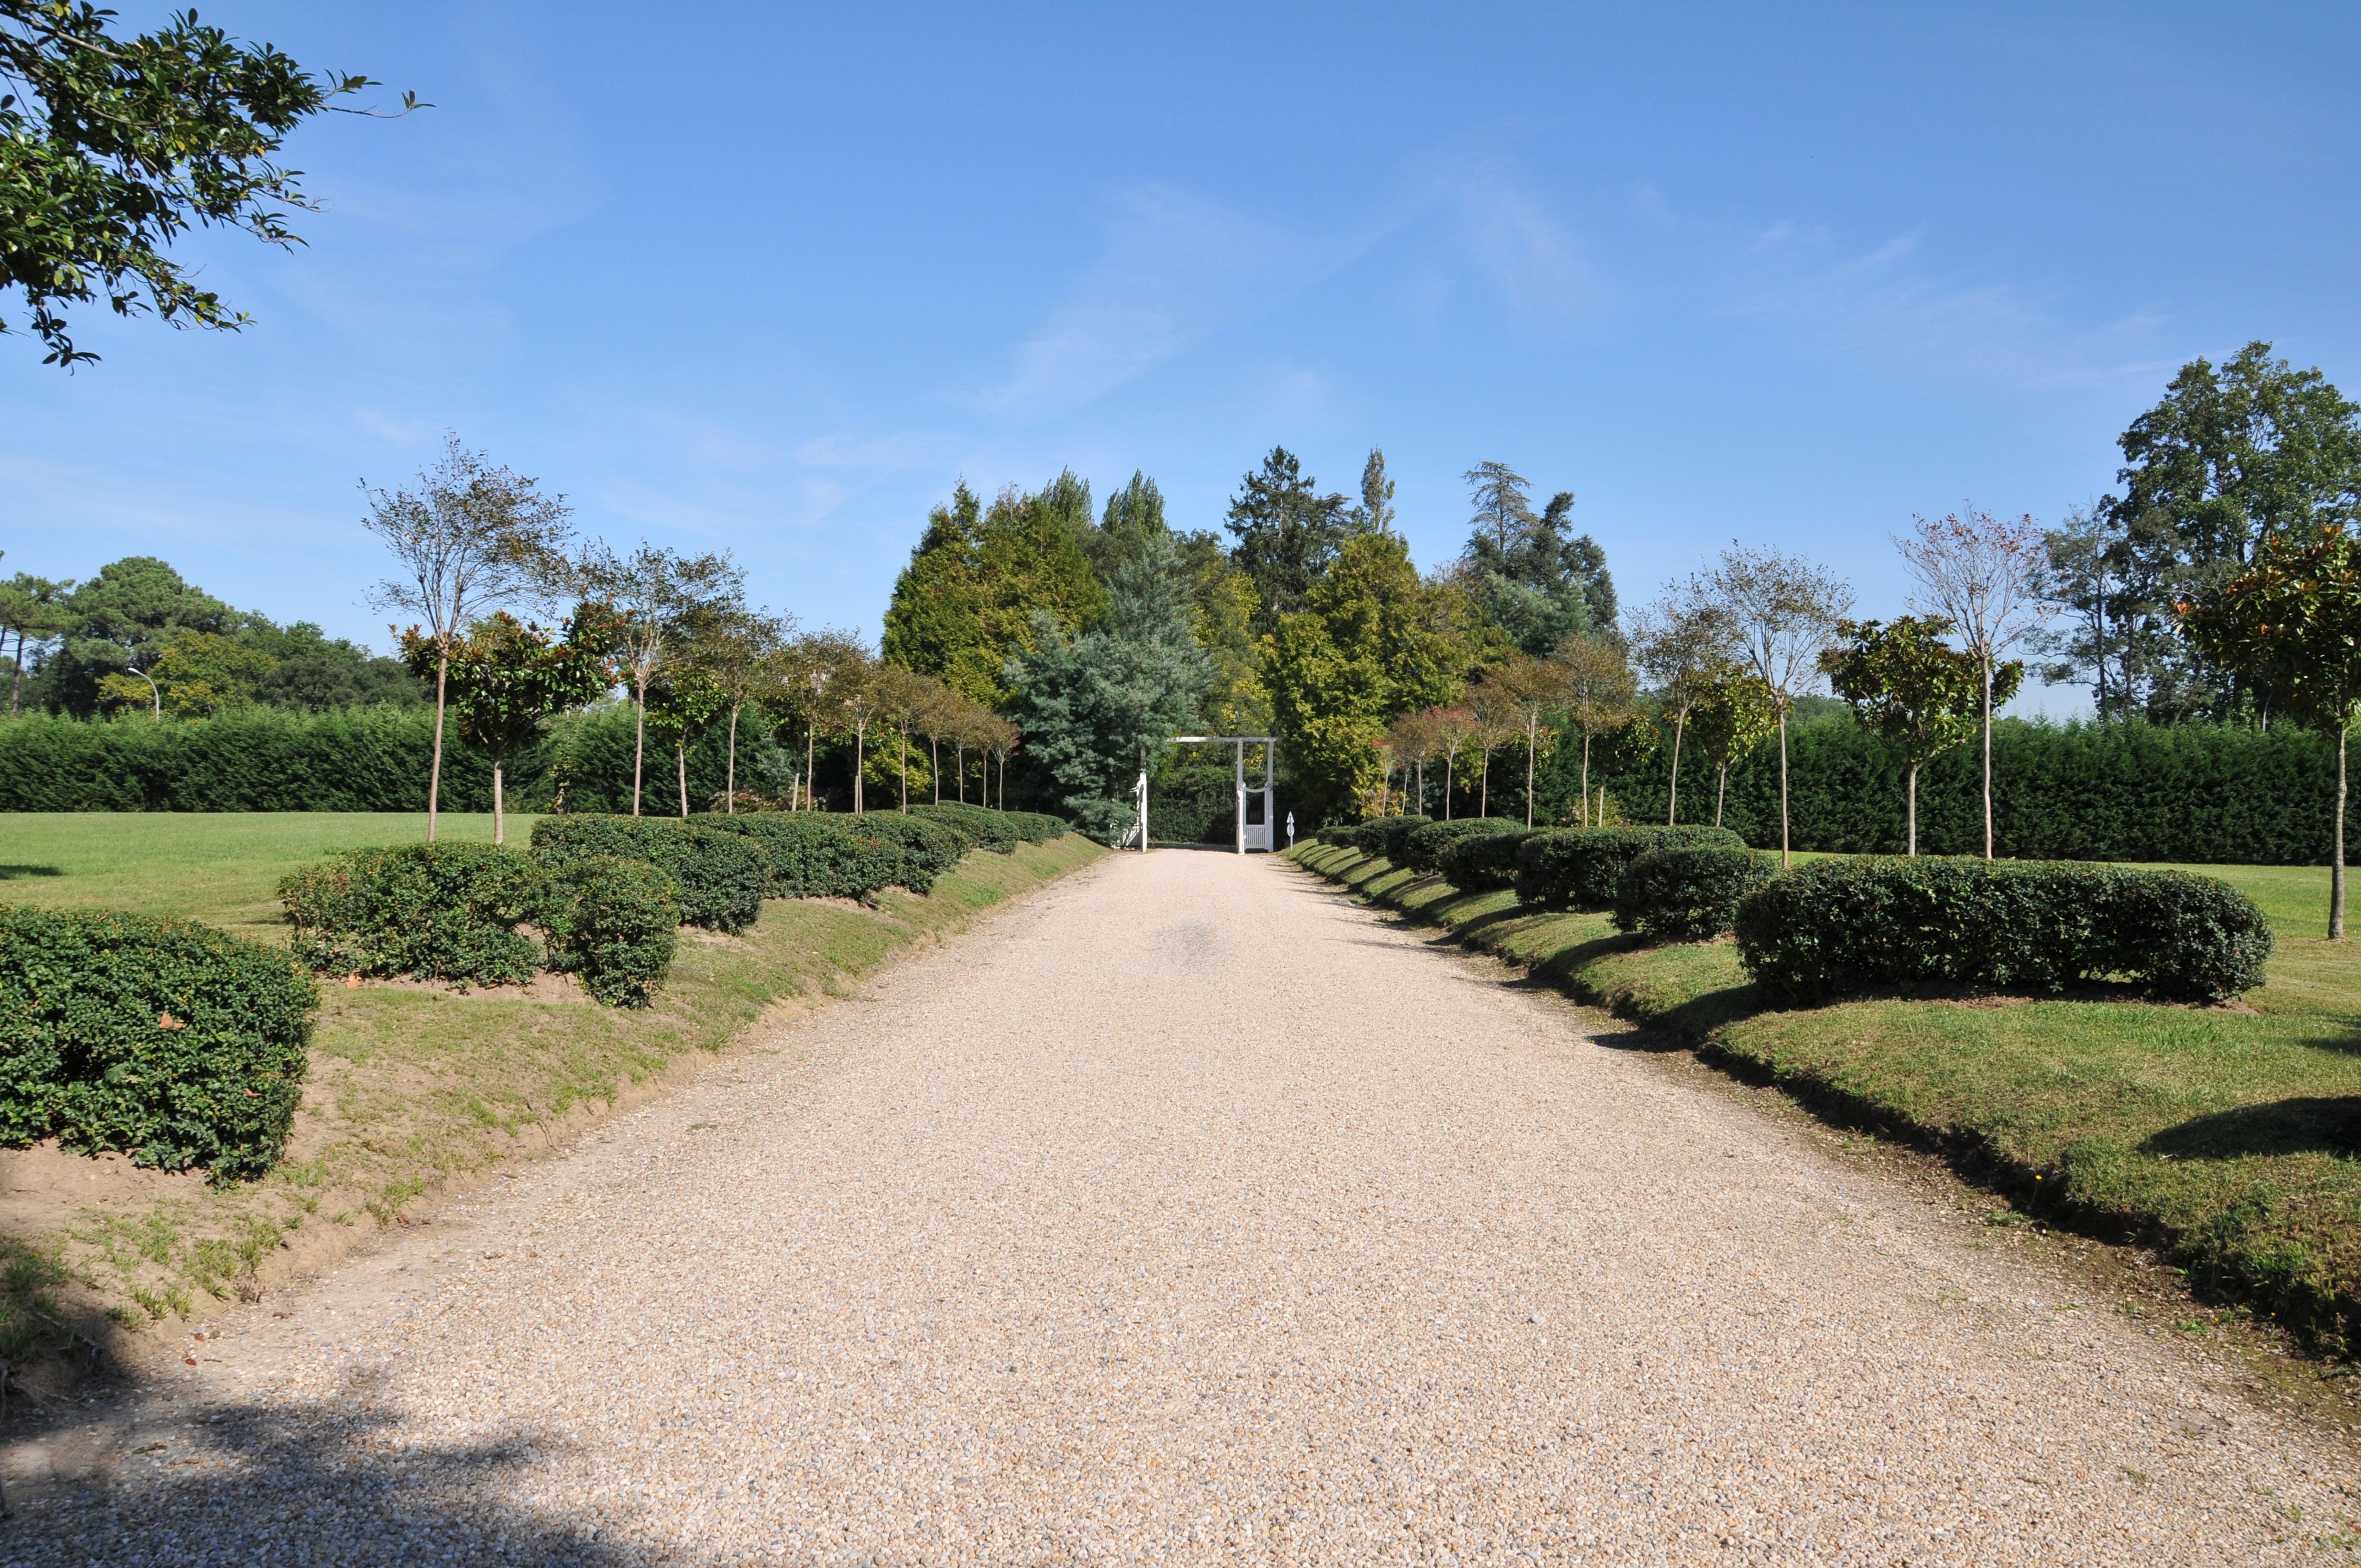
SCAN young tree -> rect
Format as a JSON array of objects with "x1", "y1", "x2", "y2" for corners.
[
  {"x1": 1557, "y1": 632, "x2": 1639, "y2": 830},
  {"x1": 364, "y1": 438, "x2": 573, "y2": 841},
  {"x1": 1425, "y1": 706, "x2": 1478, "y2": 821},
  {"x1": 1897, "y1": 508, "x2": 2053, "y2": 859},
  {"x1": 399, "y1": 607, "x2": 613, "y2": 844},
  {"x1": 831, "y1": 648, "x2": 883, "y2": 815},
  {"x1": 1470, "y1": 656, "x2": 1568, "y2": 827},
  {"x1": 1819, "y1": 617, "x2": 2010, "y2": 856},
  {"x1": 873, "y1": 662, "x2": 939, "y2": 812},
  {"x1": 645, "y1": 664, "x2": 728, "y2": 819},
  {"x1": 2182, "y1": 524, "x2": 2361, "y2": 937},
  {"x1": 774, "y1": 628, "x2": 863, "y2": 810},
  {"x1": 0, "y1": 5, "x2": 420, "y2": 368},
  {"x1": 1383, "y1": 708, "x2": 1438, "y2": 817},
  {"x1": 686, "y1": 603, "x2": 790, "y2": 812},
  {"x1": 0, "y1": 572, "x2": 74, "y2": 714},
  {"x1": 983, "y1": 715, "x2": 1019, "y2": 810},
  {"x1": 574, "y1": 540, "x2": 743, "y2": 817},
  {"x1": 1698, "y1": 546, "x2": 1852, "y2": 865},
  {"x1": 1684, "y1": 669, "x2": 1778, "y2": 829},
  {"x1": 1629, "y1": 593, "x2": 1738, "y2": 826}
]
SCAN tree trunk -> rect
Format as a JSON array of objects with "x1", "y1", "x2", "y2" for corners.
[
  {"x1": 492, "y1": 756, "x2": 505, "y2": 846},
  {"x1": 1982, "y1": 662, "x2": 1995, "y2": 859},
  {"x1": 1580, "y1": 730, "x2": 1593, "y2": 829},
  {"x1": 2335, "y1": 723, "x2": 2349, "y2": 940},
  {"x1": 9, "y1": 628, "x2": 23, "y2": 716},
  {"x1": 677, "y1": 743, "x2": 689, "y2": 819},
  {"x1": 805, "y1": 718, "x2": 817, "y2": 812},
  {"x1": 1479, "y1": 752, "x2": 1489, "y2": 817},
  {"x1": 630, "y1": 673, "x2": 647, "y2": 818},
  {"x1": 931, "y1": 735, "x2": 941, "y2": 803},
  {"x1": 427, "y1": 650, "x2": 450, "y2": 843},
  {"x1": 1907, "y1": 763, "x2": 1919, "y2": 857},
  {"x1": 899, "y1": 727, "x2": 909, "y2": 811},
  {"x1": 1715, "y1": 764, "x2": 1727, "y2": 827},
  {"x1": 726, "y1": 703, "x2": 741, "y2": 812},
  {"x1": 1524, "y1": 723, "x2": 1537, "y2": 828},
  {"x1": 1443, "y1": 753, "x2": 1454, "y2": 820},
  {"x1": 1778, "y1": 709, "x2": 1792, "y2": 869},
  {"x1": 855, "y1": 722, "x2": 866, "y2": 814},
  {"x1": 1667, "y1": 712, "x2": 1685, "y2": 826},
  {"x1": 955, "y1": 743, "x2": 965, "y2": 803}
]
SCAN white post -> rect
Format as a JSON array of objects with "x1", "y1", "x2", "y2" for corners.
[
  {"x1": 1138, "y1": 765, "x2": 1150, "y2": 852},
  {"x1": 1263, "y1": 739, "x2": 1276, "y2": 853},
  {"x1": 1234, "y1": 740, "x2": 1246, "y2": 855}
]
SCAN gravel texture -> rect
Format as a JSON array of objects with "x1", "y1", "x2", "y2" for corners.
[{"x1": 7, "y1": 850, "x2": 2358, "y2": 1564}]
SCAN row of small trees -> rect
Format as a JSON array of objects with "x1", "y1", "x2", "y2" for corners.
[{"x1": 364, "y1": 438, "x2": 1016, "y2": 844}]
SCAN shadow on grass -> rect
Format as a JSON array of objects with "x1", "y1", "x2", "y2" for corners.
[
  {"x1": 8, "y1": 1388, "x2": 637, "y2": 1565},
  {"x1": 2144, "y1": 1096, "x2": 2361, "y2": 1162},
  {"x1": 0, "y1": 865, "x2": 63, "y2": 880}
]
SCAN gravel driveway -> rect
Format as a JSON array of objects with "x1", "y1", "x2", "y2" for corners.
[{"x1": 7, "y1": 850, "x2": 2356, "y2": 1565}]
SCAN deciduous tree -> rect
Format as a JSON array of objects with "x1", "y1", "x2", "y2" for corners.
[
  {"x1": 574, "y1": 540, "x2": 742, "y2": 818},
  {"x1": 1629, "y1": 592, "x2": 1737, "y2": 826},
  {"x1": 1818, "y1": 616, "x2": 2007, "y2": 856},
  {"x1": 1697, "y1": 545, "x2": 1852, "y2": 865},
  {"x1": 399, "y1": 606, "x2": 613, "y2": 843}
]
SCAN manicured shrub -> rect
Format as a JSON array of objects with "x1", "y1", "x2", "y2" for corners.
[
  {"x1": 697, "y1": 813, "x2": 905, "y2": 901},
  {"x1": 1733, "y1": 857, "x2": 2272, "y2": 1004},
  {"x1": 911, "y1": 802, "x2": 1024, "y2": 852},
  {"x1": 1515, "y1": 826, "x2": 1748, "y2": 910},
  {"x1": 1401, "y1": 817, "x2": 1522, "y2": 875},
  {"x1": 1362, "y1": 815, "x2": 1430, "y2": 862},
  {"x1": 1438, "y1": 826, "x2": 1538, "y2": 889},
  {"x1": 829, "y1": 811, "x2": 972, "y2": 894},
  {"x1": 0, "y1": 906, "x2": 317, "y2": 1178},
  {"x1": 1612, "y1": 847, "x2": 1778, "y2": 941},
  {"x1": 531, "y1": 815, "x2": 767, "y2": 933},
  {"x1": 536, "y1": 856, "x2": 679, "y2": 1008},
  {"x1": 280, "y1": 843, "x2": 542, "y2": 987}
]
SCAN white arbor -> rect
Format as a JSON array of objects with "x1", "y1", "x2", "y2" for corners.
[{"x1": 1140, "y1": 736, "x2": 1276, "y2": 853}]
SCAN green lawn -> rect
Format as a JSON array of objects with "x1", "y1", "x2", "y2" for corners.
[
  {"x1": 1291, "y1": 841, "x2": 2361, "y2": 1358},
  {"x1": 0, "y1": 812, "x2": 1103, "y2": 1343}
]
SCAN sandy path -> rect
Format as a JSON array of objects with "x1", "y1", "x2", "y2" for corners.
[{"x1": 6, "y1": 850, "x2": 2355, "y2": 1565}]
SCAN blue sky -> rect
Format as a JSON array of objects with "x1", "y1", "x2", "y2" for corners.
[{"x1": 6, "y1": 3, "x2": 2358, "y2": 715}]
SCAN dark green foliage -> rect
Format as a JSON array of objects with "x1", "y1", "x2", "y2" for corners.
[
  {"x1": 1611, "y1": 847, "x2": 1777, "y2": 941},
  {"x1": 1734, "y1": 858, "x2": 2272, "y2": 1004},
  {"x1": 279, "y1": 843, "x2": 541, "y2": 986},
  {"x1": 1440, "y1": 827, "x2": 1539, "y2": 890},
  {"x1": 0, "y1": 906, "x2": 316, "y2": 1178},
  {"x1": 1401, "y1": 817, "x2": 1521, "y2": 875},
  {"x1": 1516, "y1": 826, "x2": 1748, "y2": 911},
  {"x1": 536, "y1": 856, "x2": 679, "y2": 1008},
  {"x1": 530, "y1": 816, "x2": 767, "y2": 934},
  {"x1": 910, "y1": 801, "x2": 1072, "y2": 851},
  {"x1": 1588, "y1": 716, "x2": 2361, "y2": 866},
  {"x1": 697, "y1": 814, "x2": 904, "y2": 901},
  {"x1": 1368, "y1": 815, "x2": 1432, "y2": 862},
  {"x1": 777, "y1": 812, "x2": 969, "y2": 895}
]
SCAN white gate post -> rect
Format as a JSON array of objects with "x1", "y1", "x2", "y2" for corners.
[
  {"x1": 1263, "y1": 739, "x2": 1275, "y2": 853},
  {"x1": 1234, "y1": 739, "x2": 1246, "y2": 854}
]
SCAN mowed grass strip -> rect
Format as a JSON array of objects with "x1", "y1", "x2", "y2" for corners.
[
  {"x1": 1290, "y1": 840, "x2": 2361, "y2": 1357},
  {"x1": 0, "y1": 812, "x2": 1103, "y2": 1341}
]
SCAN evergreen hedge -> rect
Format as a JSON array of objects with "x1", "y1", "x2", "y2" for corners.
[
  {"x1": 1734, "y1": 858, "x2": 2273, "y2": 1004},
  {"x1": 536, "y1": 855, "x2": 680, "y2": 1007},
  {"x1": 1516, "y1": 826, "x2": 1748, "y2": 911},
  {"x1": 1611, "y1": 847, "x2": 1777, "y2": 941},
  {"x1": 280, "y1": 843, "x2": 542, "y2": 987},
  {"x1": 531, "y1": 816, "x2": 768, "y2": 933},
  {"x1": 910, "y1": 802, "x2": 1067, "y2": 851},
  {"x1": 1439, "y1": 827, "x2": 1539, "y2": 890},
  {"x1": 0, "y1": 906, "x2": 317, "y2": 1178},
  {"x1": 1401, "y1": 817, "x2": 1521, "y2": 875},
  {"x1": 696, "y1": 813, "x2": 905, "y2": 902},
  {"x1": 839, "y1": 812, "x2": 972, "y2": 894}
]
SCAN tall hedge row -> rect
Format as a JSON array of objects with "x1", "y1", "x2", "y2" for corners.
[{"x1": 1587, "y1": 717, "x2": 2361, "y2": 865}]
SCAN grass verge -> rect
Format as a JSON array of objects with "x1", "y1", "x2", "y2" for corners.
[
  {"x1": 1289, "y1": 840, "x2": 2361, "y2": 1359},
  {"x1": 0, "y1": 812, "x2": 1103, "y2": 1364}
]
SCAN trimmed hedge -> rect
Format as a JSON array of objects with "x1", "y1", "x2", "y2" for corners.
[
  {"x1": 1439, "y1": 827, "x2": 1539, "y2": 890},
  {"x1": 1401, "y1": 817, "x2": 1522, "y2": 875},
  {"x1": 537, "y1": 855, "x2": 679, "y2": 1007},
  {"x1": 1516, "y1": 826, "x2": 1748, "y2": 911},
  {"x1": 1343, "y1": 815, "x2": 1430, "y2": 862},
  {"x1": 0, "y1": 906, "x2": 317, "y2": 1178},
  {"x1": 531, "y1": 815, "x2": 768, "y2": 933},
  {"x1": 840, "y1": 812, "x2": 973, "y2": 894},
  {"x1": 280, "y1": 843, "x2": 542, "y2": 987},
  {"x1": 1611, "y1": 847, "x2": 1777, "y2": 942},
  {"x1": 697, "y1": 813, "x2": 905, "y2": 902},
  {"x1": 1734, "y1": 857, "x2": 2273, "y2": 1004},
  {"x1": 911, "y1": 802, "x2": 1067, "y2": 851}
]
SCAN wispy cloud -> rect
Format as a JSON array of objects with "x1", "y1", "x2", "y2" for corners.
[
  {"x1": 1410, "y1": 138, "x2": 1604, "y2": 326},
  {"x1": 1732, "y1": 222, "x2": 2168, "y2": 391},
  {"x1": 975, "y1": 185, "x2": 1336, "y2": 420}
]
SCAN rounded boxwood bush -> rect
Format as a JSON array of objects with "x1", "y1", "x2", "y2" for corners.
[
  {"x1": 697, "y1": 813, "x2": 907, "y2": 901},
  {"x1": 280, "y1": 842, "x2": 543, "y2": 987},
  {"x1": 536, "y1": 855, "x2": 680, "y2": 1008},
  {"x1": 0, "y1": 905, "x2": 317, "y2": 1178},
  {"x1": 531, "y1": 815, "x2": 766, "y2": 933},
  {"x1": 1366, "y1": 815, "x2": 1430, "y2": 863},
  {"x1": 1733, "y1": 856, "x2": 2272, "y2": 1004},
  {"x1": 844, "y1": 812, "x2": 973, "y2": 894},
  {"x1": 1401, "y1": 817, "x2": 1521, "y2": 875},
  {"x1": 1611, "y1": 846, "x2": 1778, "y2": 941},
  {"x1": 1515, "y1": 826, "x2": 1748, "y2": 910},
  {"x1": 910, "y1": 802, "x2": 1025, "y2": 852},
  {"x1": 1438, "y1": 826, "x2": 1538, "y2": 889}
]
